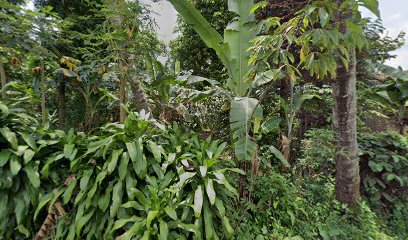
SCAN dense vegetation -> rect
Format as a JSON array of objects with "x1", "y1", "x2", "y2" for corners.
[{"x1": 0, "y1": 0, "x2": 407, "y2": 239}]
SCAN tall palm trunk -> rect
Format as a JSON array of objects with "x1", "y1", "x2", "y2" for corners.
[
  {"x1": 130, "y1": 77, "x2": 152, "y2": 115},
  {"x1": 333, "y1": 1, "x2": 360, "y2": 205},
  {"x1": 57, "y1": 79, "x2": 65, "y2": 129},
  {"x1": 40, "y1": 60, "x2": 47, "y2": 124},
  {"x1": 119, "y1": 71, "x2": 127, "y2": 121},
  {"x1": 0, "y1": 61, "x2": 6, "y2": 99}
]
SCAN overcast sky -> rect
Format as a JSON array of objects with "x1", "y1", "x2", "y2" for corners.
[{"x1": 27, "y1": 0, "x2": 408, "y2": 69}]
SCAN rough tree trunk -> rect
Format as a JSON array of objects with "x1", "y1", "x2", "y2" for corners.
[
  {"x1": 130, "y1": 77, "x2": 152, "y2": 114},
  {"x1": 0, "y1": 61, "x2": 6, "y2": 99},
  {"x1": 40, "y1": 60, "x2": 47, "y2": 124},
  {"x1": 110, "y1": 0, "x2": 127, "y2": 122},
  {"x1": 119, "y1": 73, "x2": 127, "y2": 122},
  {"x1": 57, "y1": 79, "x2": 65, "y2": 129},
  {"x1": 333, "y1": 1, "x2": 360, "y2": 206}
]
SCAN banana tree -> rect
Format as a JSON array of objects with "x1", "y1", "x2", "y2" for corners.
[
  {"x1": 168, "y1": 0, "x2": 265, "y2": 163},
  {"x1": 369, "y1": 64, "x2": 408, "y2": 133}
]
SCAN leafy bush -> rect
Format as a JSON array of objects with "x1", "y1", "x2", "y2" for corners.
[
  {"x1": 296, "y1": 128, "x2": 335, "y2": 179},
  {"x1": 0, "y1": 97, "x2": 240, "y2": 239},
  {"x1": 359, "y1": 131, "x2": 408, "y2": 238},
  {"x1": 0, "y1": 99, "x2": 75, "y2": 238},
  {"x1": 30, "y1": 112, "x2": 240, "y2": 239},
  {"x1": 359, "y1": 131, "x2": 408, "y2": 203},
  {"x1": 233, "y1": 171, "x2": 398, "y2": 240}
]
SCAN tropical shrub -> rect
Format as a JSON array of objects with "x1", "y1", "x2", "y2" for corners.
[
  {"x1": 233, "y1": 171, "x2": 397, "y2": 240},
  {"x1": 0, "y1": 95, "x2": 240, "y2": 239},
  {"x1": 359, "y1": 131, "x2": 408, "y2": 203},
  {"x1": 0, "y1": 98, "x2": 76, "y2": 238},
  {"x1": 29, "y1": 112, "x2": 241, "y2": 239},
  {"x1": 296, "y1": 128, "x2": 335, "y2": 179}
]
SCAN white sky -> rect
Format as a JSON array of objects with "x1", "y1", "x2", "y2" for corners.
[{"x1": 26, "y1": 0, "x2": 408, "y2": 69}]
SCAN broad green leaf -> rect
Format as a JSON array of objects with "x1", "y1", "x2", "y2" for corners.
[
  {"x1": 194, "y1": 186, "x2": 203, "y2": 217},
  {"x1": 98, "y1": 183, "x2": 113, "y2": 212},
  {"x1": 141, "y1": 231, "x2": 150, "y2": 240},
  {"x1": 215, "y1": 198, "x2": 226, "y2": 217},
  {"x1": 224, "y1": 0, "x2": 256, "y2": 96},
  {"x1": 76, "y1": 209, "x2": 95, "y2": 236},
  {"x1": 177, "y1": 172, "x2": 196, "y2": 188},
  {"x1": 48, "y1": 188, "x2": 65, "y2": 213},
  {"x1": 80, "y1": 169, "x2": 93, "y2": 191},
  {"x1": 10, "y1": 155, "x2": 21, "y2": 175},
  {"x1": 23, "y1": 149, "x2": 35, "y2": 164},
  {"x1": 203, "y1": 200, "x2": 214, "y2": 239},
  {"x1": 164, "y1": 206, "x2": 178, "y2": 220},
  {"x1": 206, "y1": 179, "x2": 216, "y2": 205},
  {"x1": 119, "y1": 152, "x2": 129, "y2": 181},
  {"x1": 112, "y1": 216, "x2": 140, "y2": 231},
  {"x1": 214, "y1": 172, "x2": 239, "y2": 198},
  {"x1": 318, "y1": 7, "x2": 329, "y2": 27},
  {"x1": 63, "y1": 177, "x2": 77, "y2": 204},
  {"x1": 146, "y1": 210, "x2": 159, "y2": 229},
  {"x1": 34, "y1": 192, "x2": 53, "y2": 220},
  {"x1": 127, "y1": 139, "x2": 146, "y2": 179},
  {"x1": 260, "y1": 118, "x2": 281, "y2": 134},
  {"x1": 108, "y1": 149, "x2": 123, "y2": 174},
  {"x1": 14, "y1": 196, "x2": 26, "y2": 224},
  {"x1": 252, "y1": 69, "x2": 284, "y2": 88},
  {"x1": 126, "y1": 171, "x2": 138, "y2": 198},
  {"x1": 63, "y1": 144, "x2": 75, "y2": 159},
  {"x1": 134, "y1": 189, "x2": 150, "y2": 207},
  {"x1": 110, "y1": 180, "x2": 124, "y2": 218},
  {"x1": 230, "y1": 97, "x2": 263, "y2": 161},
  {"x1": 361, "y1": 0, "x2": 380, "y2": 17},
  {"x1": 177, "y1": 223, "x2": 199, "y2": 234},
  {"x1": 222, "y1": 216, "x2": 234, "y2": 237},
  {"x1": 0, "y1": 149, "x2": 11, "y2": 167},
  {"x1": 14, "y1": 145, "x2": 28, "y2": 156},
  {"x1": 17, "y1": 225, "x2": 30, "y2": 238},
  {"x1": 200, "y1": 166, "x2": 207, "y2": 177},
  {"x1": 25, "y1": 164, "x2": 40, "y2": 188},
  {"x1": 121, "y1": 221, "x2": 145, "y2": 240},
  {"x1": 120, "y1": 201, "x2": 145, "y2": 211},
  {"x1": 159, "y1": 219, "x2": 169, "y2": 240},
  {"x1": 148, "y1": 140, "x2": 161, "y2": 162},
  {"x1": 20, "y1": 132, "x2": 36, "y2": 150},
  {"x1": 0, "y1": 127, "x2": 18, "y2": 149},
  {"x1": 269, "y1": 146, "x2": 291, "y2": 167}
]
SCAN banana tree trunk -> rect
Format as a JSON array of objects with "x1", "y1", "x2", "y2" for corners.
[
  {"x1": 58, "y1": 79, "x2": 65, "y2": 129},
  {"x1": 0, "y1": 61, "x2": 6, "y2": 99},
  {"x1": 40, "y1": 60, "x2": 47, "y2": 124},
  {"x1": 333, "y1": 3, "x2": 360, "y2": 205},
  {"x1": 130, "y1": 77, "x2": 152, "y2": 115}
]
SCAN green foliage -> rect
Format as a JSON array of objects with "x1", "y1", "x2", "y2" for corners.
[
  {"x1": 230, "y1": 97, "x2": 262, "y2": 161},
  {"x1": 169, "y1": 0, "x2": 266, "y2": 164},
  {"x1": 45, "y1": 114, "x2": 240, "y2": 239},
  {"x1": 0, "y1": 98, "x2": 74, "y2": 238},
  {"x1": 169, "y1": 0, "x2": 256, "y2": 96},
  {"x1": 359, "y1": 131, "x2": 408, "y2": 203},
  {"x1": 249, "y1": 0, "x2": 375, "y2": 80},
  {"x1": 361, "y1": 19, "x2": 405, "y2": 64},
  {"x1": 233, "y1": 170, "x2": 398, "y2": 240},
  {"x1": 297, "y1": 128, "x2": 335, "y2": 178},
  {"x1": 0, "y1": 94, "x2": 241, "y2": 239},
  {"x1": 170, "y1": 0, "x2": 233, "y2": 81}
]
